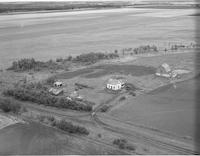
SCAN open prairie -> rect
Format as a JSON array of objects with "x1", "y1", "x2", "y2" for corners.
[
  {"x1": 0, "y1": 4, "x2": 199, "y2": 154},
  {"x1": 0, "y1": 8, "x2": 198, "y2": 69}
]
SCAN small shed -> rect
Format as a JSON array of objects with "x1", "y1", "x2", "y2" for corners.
[
  {"x1": 156, "y1": 63, "x2": 172, "y2": 78},
  {"x1": 106, "y1": 79, "x2": 125, "y2": 91},
  {"x1": 70, "y1": 91, "x2": 79, "y2": 98}
]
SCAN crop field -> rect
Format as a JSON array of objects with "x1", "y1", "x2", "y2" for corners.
[
  {"x1": 0, "y1": 7, "x2": 198, "y2": 69},
  {"x1": 108, "y1": 72, "x2": 198, "y2": 139}
]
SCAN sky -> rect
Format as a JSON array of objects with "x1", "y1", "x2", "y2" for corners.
[{"x1": 0, "y1": 0, "x2": 134, "y2": 2}]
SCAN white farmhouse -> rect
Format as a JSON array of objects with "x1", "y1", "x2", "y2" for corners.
[{"x1": 106, "y1": 79, "x2": 124, "y2": 91}]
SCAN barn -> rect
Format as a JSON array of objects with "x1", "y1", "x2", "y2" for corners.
[{"x1": 156, "y1": 63, "x2": 172, "y2": 78}]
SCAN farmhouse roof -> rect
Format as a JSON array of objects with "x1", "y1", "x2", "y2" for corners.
[
  {"x1": 54, "y1": 81, "x2": 63, "y2": 85},
  {"x1": 107, "y1": 79, "x2": 123, "y2": 85}
]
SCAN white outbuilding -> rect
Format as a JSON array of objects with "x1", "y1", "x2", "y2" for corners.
[{"x1": 106, "y1": 79, "x2": 124, "y2": 91}]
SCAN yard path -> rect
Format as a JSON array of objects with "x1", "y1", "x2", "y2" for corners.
[{"x1": 0, "y1": 113, "x2": 23, "y2": 130}]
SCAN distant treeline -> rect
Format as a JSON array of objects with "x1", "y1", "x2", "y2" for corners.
[
  {"x1": 7, "y1": 58, "x2": 63, "y2": 72},
  {"x1": 3, "y1": 82, "x2": 92, "y2": 112},
  {"x1": 8, "y1": 52, "x2": 119, "y2": 72},
  {"x1": 56, "y1": 52, "x2": 119, "y2": 65},
  {"x1": 122, "y1": 45, "x2": 158, "y2": 55},
  {"x1": 0, "y1": 2, "x2": 133, "y2": 13},
  {"x1": 72, "y1": 52, "x2": 119, "y2": 65}
]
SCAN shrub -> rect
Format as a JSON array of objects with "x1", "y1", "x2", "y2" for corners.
[
  {"x1": 67, "y1": 56, "x2": 73, "y2": 61},
  {"x1": 113, "y1": 138, "x2": 135, "y2": 151},
  {"x1": 98, "y1": 133, "x2": 102, "y2": 138},
  {"x1": 100, "y1": 105, "x2": 110, "y2": 112},
  {"x1": 129, "y1": 91, "x2": 136, "y2": 96},
  {"x1": 126, "y1": 145, "x2": 136, "y2": 151},
  {"x1": 56, "y1": 58, "x2": 63, "y2": 62},
  {"x1": 38, "y1": 115, "x2": 46, "y2": 122},
  {"x1": 0, "y1": 98, "x2": 23, "y2": 114},
  {"x1": 55, "y1": 119, "x2": 89, "y2": 135},
  {"x1": 113, "y1": 138, "x2": 127, "y2": 145},
  {"x1": 133, "y1": 45, "x2": 158, "y2": 54},
  {"x1": 51, "y1": 120, "x2": 57, "y2": 127},
  {"x1": 45, "y1": 77, "x2": 55, "y2": 85},
  {"x1": 119, "y1": 96, "x2": 126, "y2": 101},
  {"x1": 46, "y1": 115, "x2": 55, "y2": 122}
]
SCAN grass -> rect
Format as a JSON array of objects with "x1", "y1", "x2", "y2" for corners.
[
  {"x1": 84, "y1": 64, "x2": 156, "y2": 78},
  {"x1": 51, "y1": 64, "x2": 156, "y2": 80}
]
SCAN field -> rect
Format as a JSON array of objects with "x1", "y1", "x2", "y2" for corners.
[
  {"x1": 108, "y1": 75, "x2": 197, "y2": 138},
  {"x1": 0, "y1": 121, "x2": 128, "y2": 155},
  {"x1": 0, "y1": 7, "x2": 199, "y2": 69}
]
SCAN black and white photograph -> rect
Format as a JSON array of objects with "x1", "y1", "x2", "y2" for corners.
[{"x1": 0, "y1": 0, "x2": 200, "y2": 155}]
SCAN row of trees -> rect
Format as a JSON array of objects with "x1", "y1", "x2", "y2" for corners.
[
  {"x1": 121, "y1": 45, "x2": 158, "y2": 55},
  {"x1": 3, "y1": 87, "x2": 92, "y2": 112},
  {"x1": 72, "y1": 52, "x2": 119, "y2": 64},
  {"x1": 133, "y1": 45, "x2": 158, "y2": 54},
  {"x1": 56, "y1": 52, "x2": 119, "y2": 64},
  {"x1": 8, "y1": 52, "x2": 119, "y2": 72},
  {"x1": 37, "y1": 115, "x2": 89, "y2": 135}
]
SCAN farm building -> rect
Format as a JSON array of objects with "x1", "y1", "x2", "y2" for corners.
[
  {"x1": 106, "y1": 78, "x2": 125, "y2": 91},
  {"x1": 156, "y1": 63, "x2": 172, "y2": 78},
  {"x1": 54, "y1": 81, "x2": 63, "y2": 87}
]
